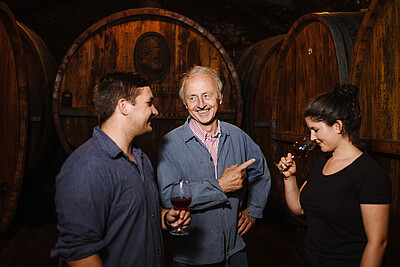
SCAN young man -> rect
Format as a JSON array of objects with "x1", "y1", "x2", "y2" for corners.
[
  {"x1": 157, "y1": 66, "x2": 271, "y2": 266},
  {"x1": 51, "y1": 72, "x2": 190, "y2": 267}
]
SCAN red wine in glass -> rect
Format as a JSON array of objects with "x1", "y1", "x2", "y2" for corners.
[
  {"x1": 170, "y1": 180, "x2": 192, "y2": 236},
  {"x1": 171, "y1": 196, "x2": 192, "y2": 210},
  {"x1": 275, "y1": 136, "x2": 317, "y2": 173}
]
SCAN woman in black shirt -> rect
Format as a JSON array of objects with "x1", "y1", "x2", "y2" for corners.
[{"x1": 277, "y1": 83, "x2": 391, "y2": 267}]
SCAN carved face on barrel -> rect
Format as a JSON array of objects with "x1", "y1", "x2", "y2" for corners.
[
  {"x1": 142, "y1": 38, "x2": 162, "y2": 71},
  {"x1": 183, "y1": 72, "x2": 223, "y2": 133}
]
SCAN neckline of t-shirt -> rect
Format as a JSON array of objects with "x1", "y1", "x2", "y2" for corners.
[{"x1": 321, "y1": 153, "x2": 365, "y2": 177}]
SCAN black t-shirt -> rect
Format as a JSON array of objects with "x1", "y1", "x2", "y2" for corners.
[{"x1": 300, "y1": 153, "x2": 391, "y2": 266}]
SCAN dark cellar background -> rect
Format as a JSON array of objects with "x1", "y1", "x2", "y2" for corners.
[
  {"x1": 1, "y1": 0, "x2": 373, "y2": 266},
  {"x1": 5, "y1": 0, "x2": 370, "y2": 63}
]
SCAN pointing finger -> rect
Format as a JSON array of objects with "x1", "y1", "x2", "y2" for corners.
[{"x1": 238, "y1": 158, "x2": 256, "y2": 170}]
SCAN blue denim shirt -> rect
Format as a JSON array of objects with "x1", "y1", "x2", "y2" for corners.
[
  {"x1": 51, "y1": 126, "x2": 163, "y2": 267},
  {"x1": 157, "y1": 117, "x2": 271, "y2": 265}
]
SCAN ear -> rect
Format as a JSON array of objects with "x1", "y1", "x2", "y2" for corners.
[
  {"x1": 219, "y1": 94, "x2": 223, "y2": 105},
  {"x1": 116, "y1": 98, "x2": 129, "y2": 116},
  {"x1": 334, "y1": 120, "x2": 343, "y2": 134}
]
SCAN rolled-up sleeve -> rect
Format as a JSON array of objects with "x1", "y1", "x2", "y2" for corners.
[
  {"x1": 51, "y1": 163, "x2": 110, "y2": 261},
  {"x1": 245, "y1": 139, "x2": 271, "y2": 219}
]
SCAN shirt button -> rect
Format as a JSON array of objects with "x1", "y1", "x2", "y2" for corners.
[
  {"x1": 151, "y1": 213, "x2": 155, "y2": 218},
  {"x1": 156, "y1": 249, "x2": 160, "y2": 255}
]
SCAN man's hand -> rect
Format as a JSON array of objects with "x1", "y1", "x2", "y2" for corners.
[
  {"x1": 237, "y1": 209, "x2": 256, "y2": 235},
  {"x1": 165, "y1": 208, "x2": 191, "y2": 230},
  {"x1": 218, "y1": 158, "x2": 255, "y2": 193}
]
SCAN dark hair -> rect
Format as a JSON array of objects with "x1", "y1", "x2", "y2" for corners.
[
  {"x1": 93, "y1": 72, "x2": 150, "y2": 123},
  {"x1": 303, "y1": 83, "x2": 362, "y2": 147}
]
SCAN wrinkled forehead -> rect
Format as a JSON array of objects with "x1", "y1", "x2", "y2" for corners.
[{"x1": 184, "y1": 73, "x2": 219, "y2": 95}]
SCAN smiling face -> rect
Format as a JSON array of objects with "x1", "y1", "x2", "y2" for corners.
[
  {"x1": 129, "y1": 86, "x2": 159, "y2": 136},
  {"x1": 305, "y1": 117, "x2": 342, "y2": 153},
  {"x1": 183, "y1": 73, "x2": 222, "y2": 132}
]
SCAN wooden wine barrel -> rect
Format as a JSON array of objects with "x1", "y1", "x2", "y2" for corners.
[
  {"x1": 17, "y1": 22, "x2": 58, "y2": 174},
  {"x1": 236, "y1": 34, "x2": 285, "y2": 150},
  {"x1": 0, "y1": 1, "x2": 57, "y2": 235},
  {"x1": 52, "y1": 8, "x2": 242, "y2": 166},
  {"x1": 348, "y1": 0, "x2": 400, "y2": 265},
  {"x1": 272, "y1": 12, "x2": 364, "y2": 221},
  {"x1": 0, "y1": 2, "x2": 28, "y2": 236},
  {"x1": 235, "y1": 35, "x2": 285, "y2": 210}
]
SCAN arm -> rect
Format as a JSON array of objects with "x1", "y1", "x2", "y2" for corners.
[
  {"x1": 360, "y1": 204, "x2": 390, "y2": 267},
  {"x1": 279, "y1": 153, "x2": 305, "y2": 215},
  {"x1": 243, "y1": 138, "x2": 271, "y2": 220},
  {"x1": 67, "y1": 254, "x2": 103, "y2": 267},
  {"x1": 157, "y1": 137, "x2": 229, "y2": 211},
  {"x1": 51, "y1": 162, "x2": 110, "y2": 262},
  {"x1": 236, "y1": 138, "x2": 271, "y2": 235}
]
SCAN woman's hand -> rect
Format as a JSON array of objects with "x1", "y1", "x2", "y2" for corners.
[
  {"x1": 278, "y1": 153, "x2": 305, "y2": 216},
  {"x1": 278, "y1": 153, "x2": 297, "y2": 178}
]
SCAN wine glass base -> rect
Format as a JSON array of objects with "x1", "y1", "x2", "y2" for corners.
[{"x1": 170, "y1": 228, "x2": 189, "y2": 236}]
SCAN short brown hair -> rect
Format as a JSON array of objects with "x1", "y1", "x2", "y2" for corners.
[{"x1": 94, "y1": 72, "x2": 150, "y2": 123}]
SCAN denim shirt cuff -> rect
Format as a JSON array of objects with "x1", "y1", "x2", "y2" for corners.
[
  {"x1": 247, "y1": 207, "x2": 264, "y2": 219},
  {"x1": 205, "y1": 177, "x2": 229, "y2": 203}
]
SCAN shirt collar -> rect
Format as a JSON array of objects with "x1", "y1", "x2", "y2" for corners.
[
  {"x1": 93, "y1": 125, "x2": 142, "y2": 160},
  {"x1": 188, "y1": 117, "x2": 221, "y2": 143},
  {"x1": 183, "y1": 116, "x2": 228, "y2": 142}
]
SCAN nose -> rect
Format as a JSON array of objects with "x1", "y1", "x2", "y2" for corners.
[
  {"x1": 197, "y1": 97, "x2": 206, "y2": 108},
  {"x1": 152, "y1": 105, "x2": 159, "y2": 116},
  {"x1": 310, "y1": 131, "x2": 317, "y2": 141}
]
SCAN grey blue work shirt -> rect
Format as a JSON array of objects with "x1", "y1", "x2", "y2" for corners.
[
  {"x1": 51, "y1": 126, "x2": 163, "y2": 266},
  {"x1": 157, "y1": 117, "x2": 271, "y2": 265}
]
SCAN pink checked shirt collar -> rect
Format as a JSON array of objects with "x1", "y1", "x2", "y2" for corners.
[
  {"x1": 189, "y1": 118, "x2": 221, "y2": 142},
  {"x1": 189, "y1": 118, "x2": 221, "y2": 178}
]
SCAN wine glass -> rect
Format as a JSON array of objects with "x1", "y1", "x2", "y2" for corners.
[
  {"x1": 170, "y1": 180, "x2": 192, "y2": 236},
  {"x1": 274, "y1": 136, "x2": 317, "y2": 173}
]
